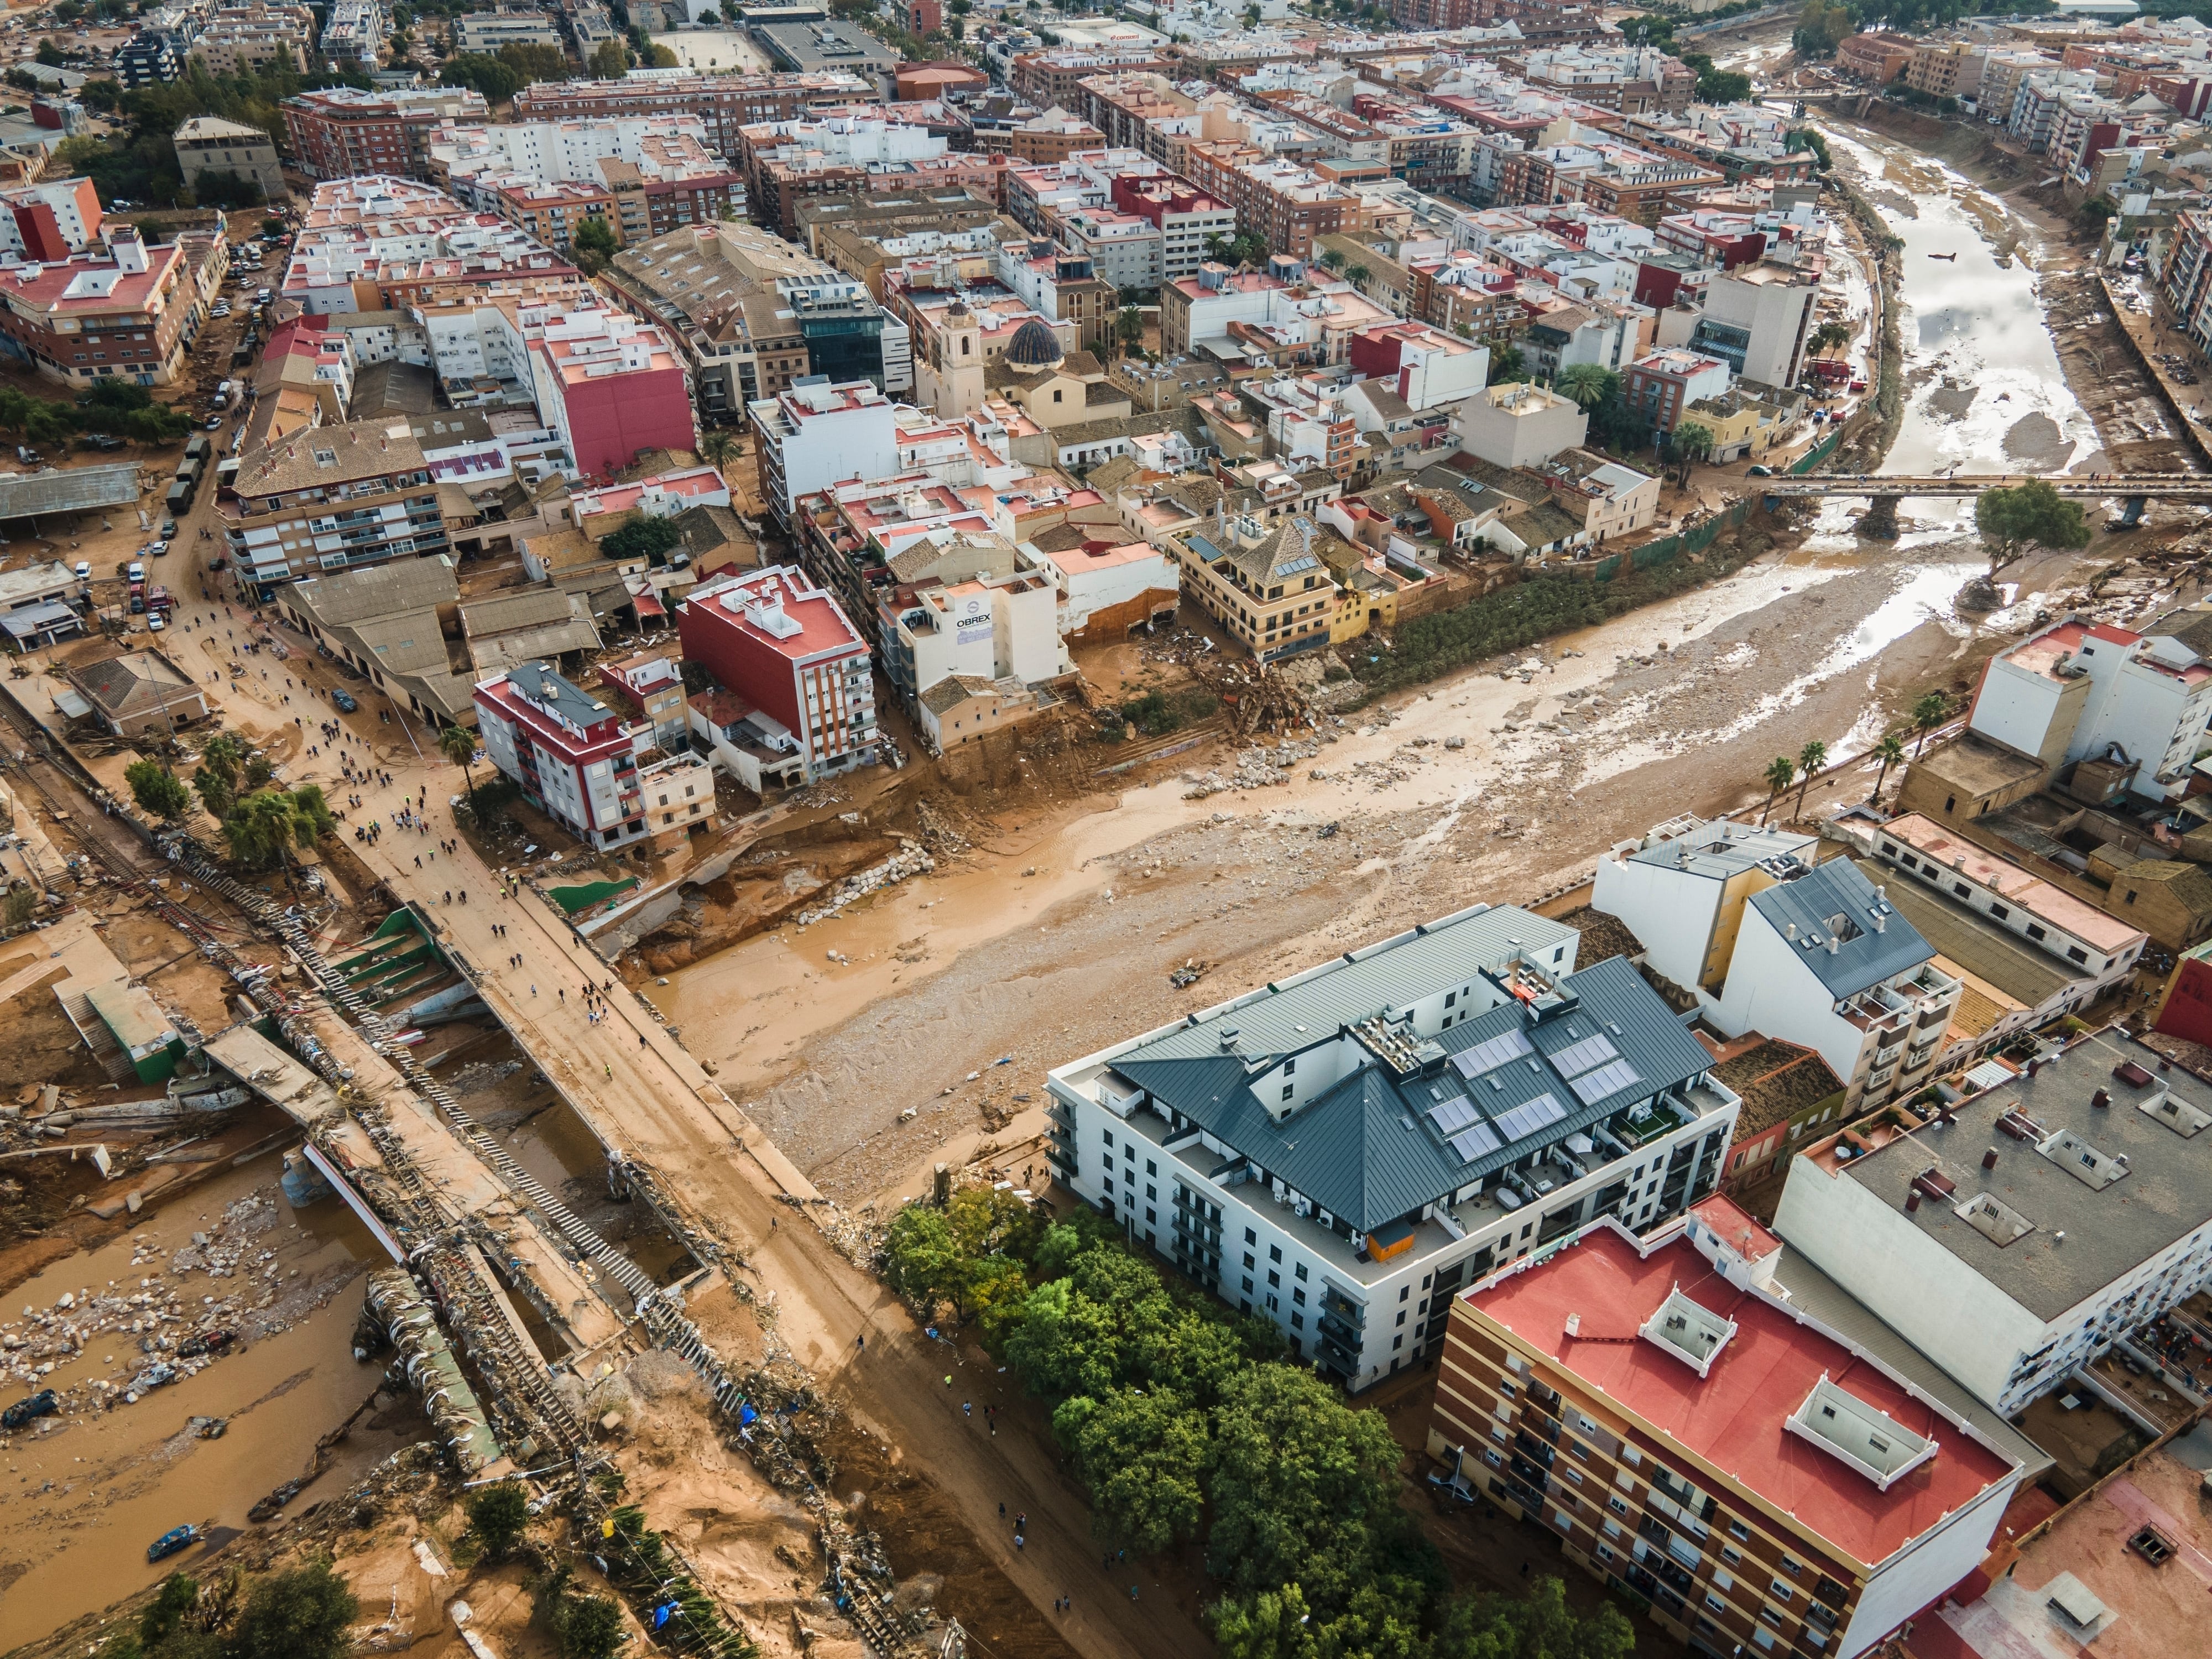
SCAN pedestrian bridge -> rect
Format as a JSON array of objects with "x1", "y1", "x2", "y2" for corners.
[{"x1": 1760, "y1": 472, "x2": 2212, "y2": 500}]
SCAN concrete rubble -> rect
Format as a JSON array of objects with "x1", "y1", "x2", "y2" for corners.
[
  {"x1": 792, "y1": 840, "x2": 935, "y2": 930},
  {"x1": 1181, "y1": 738, "x2": 1323, "y2": 799}
]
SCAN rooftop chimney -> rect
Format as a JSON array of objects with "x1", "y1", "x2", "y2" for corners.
[
  {"x1": 1983, "y1": 1147, "x2": 1999, "y2": 1170},
  {"x1": 2093, "y1": 1088, "x2": 2111, "y2": 1109},
  {"x1": 1564, "y1": 1312, "x2": 1580, "y2": 1337},
  {"x1": 1905, "y1": 1190, "x2": 1921, "y2": 1213}
]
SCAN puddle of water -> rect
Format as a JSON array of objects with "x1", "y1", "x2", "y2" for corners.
[{"x1": 0, "y1": 1159, "x2": 397, "y2": 1649}]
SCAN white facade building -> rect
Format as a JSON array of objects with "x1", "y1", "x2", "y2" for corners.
[
  {"x1": 1452, "y1": 379, "x2": 1588, "y2": 468},
  {"x1": 1046, "y1": 902, "x2": 1741, "y2": 1391},
  {"x1": 1772, "y1": 1027, "x2": 2212, "y2": 1415},
  {"x1": 747, "y1": 376, "x2": 901, "y2": 524},
  {"x1": 1592, "y1": 816, "x2": 1818, "y2": 998}
]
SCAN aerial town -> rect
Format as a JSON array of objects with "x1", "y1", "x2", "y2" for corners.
[{"x1": 0, "y1": 1, "x2": 2210, "y2": 1658}]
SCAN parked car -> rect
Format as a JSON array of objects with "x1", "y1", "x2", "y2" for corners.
[
  {"x1": 127, "y1": 561, "x2": 145, "y2": 583},
  {"x1": 144, "y1": 540, "x2": 169, "y2": 557},
  {"x1": 72, "y1": 561, "x2": 89, "y2": 580},
  {"x1": 1747, "y1": 464, "x2": 1773, "y2": 477},
  {"x1": 147, "y1": 612, "x2": 163, "y2": 630},
  {"x1": 158, "y1": 518, "x2": 176, "y2": 539},
  {"x1": 331, "y1": 689, "x2": 359, "y2": 713},
  {"x1": 203, "y1": 415, "x2": 222, "y2": 430}
]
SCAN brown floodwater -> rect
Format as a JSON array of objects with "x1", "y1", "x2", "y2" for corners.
[{"x1": 0, "y1": 1154, "x2": 411, "y2": 1650}]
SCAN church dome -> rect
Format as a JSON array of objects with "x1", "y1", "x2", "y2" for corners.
[{"x1": 1005, "y1": 317, "x2": 1065, "y2": 367}]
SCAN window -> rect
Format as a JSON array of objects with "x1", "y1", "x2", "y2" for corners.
[
  {"x1": 1396, "y1": 1311, "x2": 1406, "y2": 1327},
  {"x1": 1780, "y1": 1558, "x2": 1802, "y2": 1578},
  {"x1": 1270, "y1": 1245, "x2": 1282, "y2": 1263},
  {"x1": 1241, "y1": 1276, "x2": 1253, "y2": 1293},
  {"x1": 2027, "y1": 924, "x2": 2047, "y2": 941},
  {"x1": 1728, "y1": 1521, "x2": 1750, "y2": 1543},
  {"x1": 2067, "y1": 946, "x2": 2089, "y2": 964},
  {"x1": 1760, "y1": 1606, "x2": 1784, "y2": 1629},
  {"x1": 1771, "y1": 1581, "x2": 1793, "y2": 1602},
  {"x1": 1267, "y1": 1270, "x2": 1280, "y2": 1288},
  {"x1": 1400, "y1": 1286, "x2": 1411, "y2": 1301},
  {"x1": 1282, "y1": 1084, "x2": 1295, "y2": 1102},
  {"x1": 1145, "y1": 1160, "x2": 1156, "y2": 1176},
  {"x1": 1752, "y1": 1631, "x2": 1776, "y2": 1653},
  {"x1": 1607, "y1": 1496, "x2": 1628, "y2": 1516},
  {"x1": 1293, "y1": 1264, "x2": 1308, "y2": 1281},
  {"x1": 1290, "y1": 1312, "x2": 1303, "y2": 1329},
  {"x1": 1103, "y1": 1130, "x2": 1114, "y2": 1146},
  {"x1": 1705, "y1": 1594, "x2": 1726, "y2": 1615},
  {"x1": 1990, "y1": 903, "x2": 2009, "y2": 920},
  {"x1": 1292, "y1": 1288, "x2": 1306, "y2": 1306},
  {"x1": 1243, "y1": 1253, "x2": 1256, "y2": 1270}
]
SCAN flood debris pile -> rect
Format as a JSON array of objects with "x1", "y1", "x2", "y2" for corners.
[
  {"x1": 1181, "y1": 737, "x2": 1324, "y2": 799},
  {"x1": 791, "y1": 841, "x2": 935, "y2": 931}
]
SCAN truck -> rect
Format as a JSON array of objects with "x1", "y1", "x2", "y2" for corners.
[
  {"x1": 184, "y1": 434, "x2": 212, "y2": 463},
  {"x1": 146, "y1": 586, "x2": 174, "y2": 615},
  {"x1": 164, "y1": 479, "x2": 192, "y2": 517}
]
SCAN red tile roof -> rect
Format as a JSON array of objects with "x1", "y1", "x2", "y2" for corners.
[{"x1": 1469, "y1": 1227, "x2": 2018, "y2": 1567}]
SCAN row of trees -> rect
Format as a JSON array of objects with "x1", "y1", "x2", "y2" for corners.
[
  {"x1": 883, "y1": 1190, "x2": 1636, "y2": 1659},
  {"x1": 125, "y1": 735, "x2": 335, "y2": 872},
  {"x1": 100, "y1": 1562, "x2": 356, "y2": 1659},
  {"x1": 1760, "y1": 693, "x2": 1948, "y2": 825},
  {"x1": 0, "y1": 378, "x2": 192, "y2": 451}
]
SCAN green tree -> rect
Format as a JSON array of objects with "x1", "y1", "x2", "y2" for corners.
[
  {"x1": 466, "y1": 1481, "x2": 530, "y2": 1560},
  {"x1": 139, "y1": 1574, "x2": 200, "y2": 1652},
  {"x1": 1053, "y1": 1386, "x2": 1209, "y2": 1554},
  {"x1": 1795, "y1": 738, "x2": 1827, "y2": 820},
  {"x1": 649, "y1": 42, "x2": 680, "y2": 66},
  {"x1": 884, "y1": 1202, "x2": 963, "y2": 1312},
  {"x1": 1762, "y1": 754, "x2": 1796, "y2": 826},
  {"x1": 1809, "y1": 320, "x2": 1851, "y2": 354},
  {"x1": 699, "y1": 427, "x2": 736, "y2": 472},
  {"x1": 1911, "y1": 691, "x2": 1948, "y2": 755},
  {"x1": 222, "y1": 785, "x2": 333, "y2": 872},
  {"x1": 442, "y1": 53, "x2": 521, "y2": 102},
  {"x1": 1786, "y1": 127, "x2": 1833, "y2": 170},
  {"x1": 1697, "y1": 67, "x2": 1752, "y2": 102},
  {"x1": 124, "y1": 760, "x2": 190, "y2": 820},
  {"x1": 1207, "y1": 1364, "x2": 1406, "y2": 1610},
  {"x1": 34, "y1": 38, "x2": 65, "y2": 67},
  {"x1": 1486, "y1": 345, "x2": 1527, "y2": 385},
  {"x1": 600, "y1": 512, "x2": 681, "y2": 561},
  {"x1": 1871, "y1": 731, "x2": 1906, "y2": 802},
  {"x1": 588, "y1": 38, "x2": 628, "y2": 77},
  {"x1": 1436, "y1": 1577, "x2": 1635, "y2": 1659},
  {"x1": 1203, "y1": 229, "x2": 1269, "y2": 268},
  {"x1": 1668, "y1": 419, "x2": 1715, "y2": 486},
  {"x1": 1974, "y1": 478, "x2": 2090, "y2": 578},
  {"x1": 497, "y1": 41, "x2": 574, "y2": 84},
  {"x1": 439, "y1": 724, "x2": 478, "y2": 808},
  {"x1": 1554, "y1": 363, "x2": 1619, "y2": 411},
  {"x1": 226, "y1": 1562, "x2": 358, "y2": 1659},
  {"x1": 570, "y1": 213, "x2": 618, "y2": 271},
  {"x1": 1212, "y1": 1584, "x2": 1317, "y2": 1659},
  {"x1": 1318, "y1": 247, "x2": 1347, "y2": 272},
  {"x1": 555, "y1": 1593, "x2": 626, "y2": 1659},
  {"x1": 1116, "y1": 302, "x2": 1145, "y2": 358},
  {"x1": 1792, "y1": 0, "x2": 1853, "y2": 60},
  {"x1": 193, "y1": 732, "x2": 247, "y2": 820}
]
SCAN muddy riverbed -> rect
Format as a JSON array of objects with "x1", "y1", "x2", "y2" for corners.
[{"x1": 0, "y1": 1155, "x2": 419, "y2": 1650}]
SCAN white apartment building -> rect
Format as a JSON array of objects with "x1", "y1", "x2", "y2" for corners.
[
  {"x1": 1773, "y1": 1027, "x2": 2212, "y2": 1414},
  {"x1": 747, "y1": 376, "x2": 900, "y2": 524},
  {"x1": 889, "y1": 568, "x2": 1068, "y2": 708},
  {"x1": 1966, "y1": 611, "x2": 2212, "y2": 800},
  {"x1": 1452, "y1": 380, "x2": 1588, "y2": 469},
  {"x1": 1866, "y1": 812, "x2": 2148, "y2": 994},
  {"x1": 1691, "y1": 260, "x2": 1816, "y2": 388},
  {"x1": 428, "y1": 115, "x2": 718, "y2": 197},
  {"x1": 1597, "y1": 831, "x2": 1962, "y2": 1108},
  {"x1": 1046, "y1": 903, "x2": 1742, "y2": 1391},
  {"x1": 1593, "y1": 817, "x2": 1819, "y2": 998}
]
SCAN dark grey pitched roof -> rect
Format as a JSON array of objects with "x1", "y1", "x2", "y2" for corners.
[
  {"x1": 1749, "y1": 859, "x2": 1931, "y2": 1000},
  {"x1": 508, "y1": 659, "x2": 612, "y2": 727},
  {"x1": 1110, "y1": 948, "x2": 1712, "y2": 1232}
]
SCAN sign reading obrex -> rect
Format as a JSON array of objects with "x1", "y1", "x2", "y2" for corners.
[{"x1": 953, "y1": 594, "x2": 993, "y2": 662}]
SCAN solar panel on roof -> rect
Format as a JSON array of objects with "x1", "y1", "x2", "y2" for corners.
[
  {"x1": 1453, "y1": 1028, "x2": 1532, "y2": 1078},
  {"x1": 1569, "y1": 1058, "x2": 1642, "y2": 1105},
  {"x1": 1549, "y1": 1032, "x2": 1620, "y2": 1077},
  {"x1": 1449, "y1": 1121, "x2": 1503, "y2": 1162},
  {"x1": 1490, "y1": 1092, "x2": 1568, "y2": 1144},
  {"x1": 1428, "y1": 1095, "x2": 1479, "y2": 1134}
]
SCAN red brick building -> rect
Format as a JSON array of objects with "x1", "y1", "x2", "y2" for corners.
[
  {"x1": 677, "y1": 565, "x2": 878, "y2": 784},
  {"x1": 280, "y1": 86, "x2": 491, "y2": 181}
]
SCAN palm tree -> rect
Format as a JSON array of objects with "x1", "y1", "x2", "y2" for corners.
[
  {"x1": 1870, "y1": 732, "x2": 1906, "y2": 803},
  {"x1": 224, "y1": 785, "x2": 333, "y2": 874},
  {"x1": 440, "y1": 724, "x2": 479, "y2": 811},
  {"x1": 1794, "y1": 739, "x2": 1827, "y2": 822},
  {"x1": 699, "y1": 428, "x2": 735, "y2": 473},
  {"x1": 1556, "y1": 363, "x2": 1618, "y2": 411},
  {"x1": 1762, "y1": 755, "x2": 1796, "y2": 826},
  {"x1": 1318, "y1": 248, "x2": 1347, "y2": 272},
  {"x1": 1346, "y1": 263, "x2": 1371, "y2": 286},
  {"x1": 1911, "y1": 692, "x2": 1948, "y2": 755},
  {"x1": 1670, "y1": 420, "x2": 1717, "y2": 487}
]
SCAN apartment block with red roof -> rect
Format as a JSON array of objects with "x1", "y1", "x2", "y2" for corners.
[
  {"x1": 523, "y1": 307, "x2": 696, "y2": 482},
  {"x1": 474, "y1": 659, "x2": 715, "y2": 852},
  {"x1": 0, "y1": 178, "x2": 101, "y2": 260},
  {"x1": 1433, "y1": 1202, "x2": 2037, "y2": 1659},
  {"x1": 0, "y1": 227, "x2": 199, "y2": 388},
  {"x1": 676, "y1": 564, "x2": 878, "y2": 785}
]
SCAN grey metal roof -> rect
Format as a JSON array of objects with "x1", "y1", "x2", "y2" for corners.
[
  {"x1": 1830, "y1": 1029, "x2": 2212, "y2": 1321},
  {"x1": 1110, "y1": 944, "x2": 1713, "y2": 1232},
  {"x1": 1767, "y1": 1246, "x2": 2051, "y2": 1480},
  {"x1": 0, "y1": 462, "x2": 143, "y2": 521},
  {"x1": 509, "y1": 659, "x2": 613, "y2": 728},
  {"x1": 1109, "y1": 904, "x2": 1577, "y2": 1067},
  {"x1": 1750, "y1": 859, "x2": 1931, "y2": 1000},
  {"x1": 1627, "y1": 820, "x2": 1814, "y2": 880}
]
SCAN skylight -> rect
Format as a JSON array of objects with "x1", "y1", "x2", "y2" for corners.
[
  {"x1": 2038, "y1": 1129, "x2": 2129, "y2": 1191},
  {"x1": 2140, "y1": 1089, "x2": 2211, "y2": 1137},
  {"x1": 1637, "y1": 1285, "x2": 1737, "y2": 1377},
  {"x1": 1454, "y1": 1028, "x2": 1532, "y2": 1078},
  {"x1": 1785, "y1": 1374, "x2": 1937, "y2": 1490},
  {"x1": 1490, "y1": 1092, "x2": 1568, "y2": 1144},
  {"x1": 1569, "y1": 1058, "x2": 1642, "y2": 1105},
  {"x1": 1954, "y1": 1191, "x2": 2036, "y2": 1246}
]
